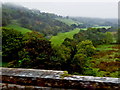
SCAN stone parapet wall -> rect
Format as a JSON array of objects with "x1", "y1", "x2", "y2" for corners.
[
  {"x1": 1, "y1": 83, "x2": 74, "y2": 90},
  {"x1": 1, "y1": 67, "x2": 120, "y2": 89}
]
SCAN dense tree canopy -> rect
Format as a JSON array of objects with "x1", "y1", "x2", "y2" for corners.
[
  {"x1": 73, "y1": 28, "x2": 114, "y2": 46},
  {"x1": 7, "y1": 31, "x2": 55, "y2": 69},
  {"x1": 2, "y1": 27, "x2": 23, "y2": 62}
]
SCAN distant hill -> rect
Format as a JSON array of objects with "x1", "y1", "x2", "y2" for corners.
[
  {"x1": 2, "y1": 3, "x2": 73, "y2": 36},
  {"x1": 70, "y1": 17, "x2": 117, "y2": 28},
  {"x1": 2, "y1": 3, "x2": 117, "y2": 36},
  {"x1": 55, "y1": 18, "x2": 81, "y2": 26}
]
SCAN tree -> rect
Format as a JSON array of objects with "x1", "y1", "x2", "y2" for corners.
[
  {"x1": 77, "y1": 40, "x2": 96, "y2": 57},
  {"x1": 8, "y1": 31, "x2": 54, "y2": 69},
  {"x1": 2, "y1": 27, "x2": 23, "y2": 62},
  {"x1": 73, "y1": 40, "x2": 96, "y2": 73},
  {"x1": 73, "y1": 28, "x2": 109, "y2": 46},
  {"x1": 105, "y1": 32, "x2": 113, "y2": 44}
]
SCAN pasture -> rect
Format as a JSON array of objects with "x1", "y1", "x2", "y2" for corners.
[
  {"x1": 55, "y1": 18, "x2": 81, "y2": 26},
  {"x1": 6, "y1": 24, "x2": 32, "y2": 34},
  {"x1": 50, "y1": 28, "x2": 80, "y2": 46}
]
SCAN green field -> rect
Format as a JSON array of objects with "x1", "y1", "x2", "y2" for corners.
[
  {"x1": 6, "y1": 24, "x2": 32, "y2": 34},
  {"x1": 92, "y1": 26, "x2": 111, "y2": 29},
  {"x1": 96, "y1": 44, "x2": 116, "y2": 51},
  {"x1": 50, "y1": 28, "x2": 80, "y2": 46},
  {"x1": 55, "y1": 18, "x2": 81, "y2": 26}
]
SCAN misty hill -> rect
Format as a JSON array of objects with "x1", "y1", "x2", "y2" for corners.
[
  {"x1": 70, "y1": 17, "x2": 117, "y2": 28},
  {"x1": 2, "y1": 3, "x2": 117, "y2": 36},
  {"x1": 2, "y1": 3, "x2": 73, "y2": 36}
]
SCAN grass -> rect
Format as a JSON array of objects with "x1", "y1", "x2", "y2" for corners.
[
  {"x1": 6, "y1": 24, "x2": 32, "y2": 34},
  {"x1": 55, "y1": 18, "x2": 81, "y2": 26},
  {"x1": 96, "y1": 44, "x2": 116, "y2": 51},
  {"x1": 92, "y1": 26, "x2": 111, "y2": 29},
  {"x1": 94, "y1": 44, "x2": 119, "y2": 62},
  {"x1": 2, "y1": 24, "x2": 32, "y2": 67},
  {"x1": 50, "y1": 28, "x2": 80, "y2": 46}
]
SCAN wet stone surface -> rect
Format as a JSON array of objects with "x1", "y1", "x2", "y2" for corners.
[
  {"x1": 1, "y1": 67, "x2": 120, "y2": 89},
  {"x1": 1, "y1": 83, "x2": 76, "y2": 90}
]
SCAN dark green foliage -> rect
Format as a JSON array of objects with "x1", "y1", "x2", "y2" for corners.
[
  {"x1": 8, "y1": 31, "x2": 54, "y2": 69},
  {"x1": 76, "y1": 40, "x2": 96, "y2": 57},
  {"x1": 54, "y1": 39, "x2": 96, "y2": 74},
  {"x1": 2, "y1": 3, "x2": 118, "y2": 78},
  {"x1": 2, "y1": 27, "x2": 23, "y2": 62},
  {"x1": 3, "y1": 26, "x2": 117, "y2": 77},
  {"x1": 73, "y1": 28, "x2": 113, "y2": 46},
  {"x1": 72, "y1": 40, "x2": 96, "y2": 73}
]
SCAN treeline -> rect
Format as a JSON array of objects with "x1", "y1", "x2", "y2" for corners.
[
  {"x1": 2, "y1": 27, "x2": 96, "y2": 74},
  {"x1": 71, "y1": 17, "x2": 118, "y2": 28},
  {"x1": 2, "y1": 3, "x2": 73, "y2": 36},
  {"x1": 73, "y1": 28, "x2": 114, "y2": 46},
  {"x1": 2, "y1": 27, "x2": 115, "y2": 75},
  {"x1": 53, "y1": 27, "x2": 115, "y2": 74}
]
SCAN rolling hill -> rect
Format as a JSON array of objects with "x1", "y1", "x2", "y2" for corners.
[
  {"x1": 2, "y1": 3, "x2": 73, "y2": 36},
  {"x1": 6, "y1": 24, "x2": 32, "y2": 34},
  {"x1": 55, "y1": 18, "x2": 81, "y2": 26}
]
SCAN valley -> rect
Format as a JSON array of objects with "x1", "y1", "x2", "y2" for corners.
[{"x1": 1, "y1": 3, "x2": 119, "y2": 78}]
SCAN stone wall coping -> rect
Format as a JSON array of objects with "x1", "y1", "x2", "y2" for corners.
[{"x1": 1, "y1": 67, "x2": 120, "y2": 84}]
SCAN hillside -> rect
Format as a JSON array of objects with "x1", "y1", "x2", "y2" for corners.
[
  {"x1": 71, "y1": 17, "x2": 117, "y2": 28},
  {"x1": 2, "y1": 3, "x2": 73, "y2": 36},
  {"x1": 55, "y1": 18, "x2": 81, "y2": 26},
  {"x1": 6, "y1": 24, "x2": 32, "y2": 34},
  {"x1": 2, "y1": 3, "x2": 117, "y2": 37},
  {"x1": 50, "y1": 28, "x2": 80, "y2": 46}
]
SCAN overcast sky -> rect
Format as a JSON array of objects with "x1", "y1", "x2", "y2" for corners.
[{"x1": 2, "y1": 0, "x2": 118, "y2": 19}]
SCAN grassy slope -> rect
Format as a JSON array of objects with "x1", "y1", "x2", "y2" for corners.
[
  {"x1": 55, "y1": 18, "x2": 81, "y2": 26},
  {"x1": 50, "y1": 28, "x2": 80, "y2": 46},
  {"x1": 92, "y1": 26, "x2": 111, "y2": 29},
  {"x1": 6, "y1": 24, "x2": 32, "y2": 34}
]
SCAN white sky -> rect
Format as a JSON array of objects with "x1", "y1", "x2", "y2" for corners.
[{"x1": 2, "y1": 0, "x2": 119, "y2": 18}]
